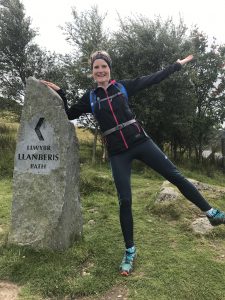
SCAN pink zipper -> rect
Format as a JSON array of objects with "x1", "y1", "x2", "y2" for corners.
[{"x1": 105, "y1": 89, "x2": 128, "y2": 149}]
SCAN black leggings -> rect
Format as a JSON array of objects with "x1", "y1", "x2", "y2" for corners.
[{"x1": 110, "y1": 139, "x2": 211, "y2": 249}]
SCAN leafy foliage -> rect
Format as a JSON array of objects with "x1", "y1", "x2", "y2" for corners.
[
  {"x1": 0, "y1": 4, "x2": 225, "y2": 161},
  {"x1": 188, "y1": 29, "x2": 225, "y2": 161},
  {"x1": 0, "y1": 0, "x2": 62, "y2": 102}
]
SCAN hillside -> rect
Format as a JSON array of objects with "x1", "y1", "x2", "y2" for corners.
[{"x1": 1, "y1": 119, "x2": 225, "y2": 299}]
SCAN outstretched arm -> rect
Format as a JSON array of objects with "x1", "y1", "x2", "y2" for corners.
[
  {"x1": 176, "y1": 54, "x2": 194, "y2": 66},
  {"x1": 40, "y1": 80, "x2": 91, "y2": 120},
  {"x1": 121, "y1": 54, "x2": 194, "y2": 97}
]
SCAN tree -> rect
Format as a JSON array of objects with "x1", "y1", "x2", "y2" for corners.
[
  {"x1": 61, "y1": 7, "x2": 225, "y2": 165},
  {"x1": 110, "y1": 15, "x2": 194, "y2": 153},
  {"x1": 188, "y1": 29, "x2": 225, "y2": 161},
  {"x1": 0, "y1": 0, "x2": 57, "y2": 102},
  {"x1": 62, "y1": 6, "x2": 110, "y2": 163}
]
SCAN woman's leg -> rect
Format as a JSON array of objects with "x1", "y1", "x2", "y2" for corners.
[
  {"x1": 135, "y1": 139, "x2": 211, "y2": 211},
  {"x1": 110, "y1": 152, "x2": 134, "y2": 248}
]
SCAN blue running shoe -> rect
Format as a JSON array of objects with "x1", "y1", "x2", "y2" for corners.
[
  {"x1": 120, "y1": 246, "x2": 136, "y2": 276},
  {"x1": 207, "y1": 209, "x2": 225, "y2": 226}
]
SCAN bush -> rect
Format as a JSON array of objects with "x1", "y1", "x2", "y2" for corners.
[
  {"x1": 0, "y1": 123, "x2": 17, "y2": 178},
  {"x1": 0, "y1": 97, "x2": 22, "y2": 122}
]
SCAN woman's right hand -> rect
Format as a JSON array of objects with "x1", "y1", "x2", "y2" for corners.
[{"x1": 41, "y1": 80, "x2": 61, "y2": 91}]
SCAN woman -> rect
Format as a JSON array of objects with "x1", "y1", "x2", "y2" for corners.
[{"x1": 42, "y1": 50, "x2": 225, "y2": 276}]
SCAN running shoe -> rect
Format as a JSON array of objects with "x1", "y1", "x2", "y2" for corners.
[
  {"x1": 120, "y1": 246, "x2": 136, "y2": 276},
  {"x1": 207, "y1": 209, "x2": 225, "y2": 226}
]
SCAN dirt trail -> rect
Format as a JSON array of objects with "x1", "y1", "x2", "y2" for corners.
[{"x1": 0, "y1": 281, "x2": 20, "y2": 300}]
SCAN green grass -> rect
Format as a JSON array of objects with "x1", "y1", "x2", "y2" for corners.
[
  {"x1": 1, "y1": 120, "x2": 225, "y2": 299},
  {"x1": 1, "y1": 165, "x2": 225, "y2": 299},
  {"x1": 0, "y1": 122, "x2": 18, "y2": 178}
]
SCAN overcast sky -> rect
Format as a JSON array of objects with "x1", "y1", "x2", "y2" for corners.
[{"x1": 22, "y1": 0, "x2": 225, "y2": 54}]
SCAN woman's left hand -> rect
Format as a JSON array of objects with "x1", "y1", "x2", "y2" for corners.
[{"x1": 176, "y1": 54, "x2": 194, "y2": 66}]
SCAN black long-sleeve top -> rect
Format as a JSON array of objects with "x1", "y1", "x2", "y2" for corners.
[{"x1": 58, "y1": 62, "x2": 182, "y2": 156}]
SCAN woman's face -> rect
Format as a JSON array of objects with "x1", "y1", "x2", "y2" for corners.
[{"x1": 92, "y1": 59, "x2": 111, "y2": 86}]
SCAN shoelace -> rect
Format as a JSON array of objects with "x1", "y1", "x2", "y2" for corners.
[
  {"x1": 208, "y1": 209, "x2": 220, "y2": 218},
  {"x1": 210, "y1": 209, "x2": 223, "y2": 218},
  {"x1": 212, "y1": 209, "x2": 220, "y2": 217},
  {"x1": 215, "y1": 211, "x2": 225, "y2": 218},
  {"x1": 125, "y1": 250, "x2": 136, "y2": 263}
]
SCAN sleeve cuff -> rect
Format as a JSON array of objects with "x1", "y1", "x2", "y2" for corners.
[
  {"x1": 57, "y1": 89, "x2": 66, "y2": 98},
  {"x1": 175, "y1": 62, "x2": 182, "y2": 71}
]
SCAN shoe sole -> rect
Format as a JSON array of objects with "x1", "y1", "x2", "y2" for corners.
[
  {"x1": 208, "y1": 219, "x2": 225, "y2": 226},
  {"x1": 120, "y1": 270, "x2": 130, "y2": 276},
  {"x1": 210, "y1": 222, "x2": 225, "y2": 226},
  {"x1": 119, "y1": 251, "x2": 137, "y2": 276},
  {"x1": 120, "y1": 256, "x2": 136, "y2": 276}
]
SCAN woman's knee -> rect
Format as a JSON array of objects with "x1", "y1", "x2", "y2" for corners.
[{"x1": 118, "y1": 195, "x2": 132, "y2": 208}]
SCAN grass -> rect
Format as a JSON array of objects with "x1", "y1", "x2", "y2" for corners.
[
  {"x1": 1, "y1": 165, "x2": 225, "y2": 299},
  {"x1": 1, "y1": 120, "x2": 225, "y2": 299},
  {"x1": 0, "y1": 121, "x2": 18, "y2": 178}
]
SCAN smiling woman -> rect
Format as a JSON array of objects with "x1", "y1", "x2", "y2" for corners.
[
  {"x1": 91, "y1": 51, "x2": 112, "y2": 89},
  {"x1": 41, "y1": 49, "x2": 225, "y2": 277}
]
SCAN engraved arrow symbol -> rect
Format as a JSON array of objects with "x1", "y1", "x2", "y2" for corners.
[{"x1": 35, "y1": 117, "x2": 45, "y2": 141}]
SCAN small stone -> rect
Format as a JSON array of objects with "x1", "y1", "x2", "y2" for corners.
[
  {"x1": 192, "y1": 217, "x2": 213, "y2": 234},
  {"x1": 82, "y1": 271, "x2": 91, "y2": 276},
  {"x1": 88, "y1": 220, "x2": 96, "y2": 225},
  {"x1": 156, "y1": 187, "x2": 180, "y2": 202}
]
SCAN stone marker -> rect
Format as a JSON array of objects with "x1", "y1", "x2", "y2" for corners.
[{"x1": 8, "y1": 77, "x2": 82, "y2": 250}]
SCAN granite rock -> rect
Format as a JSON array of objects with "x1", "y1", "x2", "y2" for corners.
[{"x1": 8, "y1": 77, "x2": 82, "y2": 250}]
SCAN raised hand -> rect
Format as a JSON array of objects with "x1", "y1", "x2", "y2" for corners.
[{"x1": 176, "y1": 55, "x2": 194, "y2": 66}]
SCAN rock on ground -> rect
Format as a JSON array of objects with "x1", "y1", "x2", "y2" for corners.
[{"x1": 191, "y1": 217, "x2": 213, "y2": 234}]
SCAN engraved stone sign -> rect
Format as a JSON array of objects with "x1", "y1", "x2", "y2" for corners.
[
  {"x1": 8, "y1": 77, "x2": 82, "y2": 250},
  {"x1": 15, "y1": 116, "x2": 60, "y2": 174}
]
